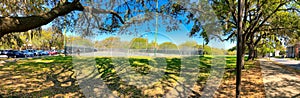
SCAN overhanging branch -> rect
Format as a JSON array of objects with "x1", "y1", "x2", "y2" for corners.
[
  {"x1": 84, "y1": 7, "x2": 125, "y2": 24},
  {"x1": 211, "y1": 31, "x2": 236, "y2": 42},
  {"x1": 278, "y1": 7, "x2": 300, "y2": 13},
  {"x1": 0, "y1": 1, "x2": 84, "y2": 38}
]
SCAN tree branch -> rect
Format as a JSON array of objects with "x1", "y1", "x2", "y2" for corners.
[
  {"x1": 252, "y1": 1, "x2": 289, "y2": 34},
  {"x1": 224, "y1": 0, "x2": 238, "y2": 26},
  {"x1": 84, "y1": 7, "x2": 125, "y2": 24},
  {"x1": 211, "y1": 31, "x2": 236, "y2": 42},
  {"x1": 259, "y1": 27, "x2": 299, "y2": 31},
  {"x1": 0, "y1": 1, "x2": 84, "y2": 37},
  {"x1": 243, "y1": 0, "x2": 249, "y2": 31},
  {"x1": 245, "y1": 0, "x2": 267, "y2": 35},
  {"x1": 278, "y1": 7, "x2": 300, "y2": 13}
]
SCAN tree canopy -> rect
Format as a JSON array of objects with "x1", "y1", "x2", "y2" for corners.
[
  {"x1": 159, "y1": 42, "x2": 178, "y2": 50},
  {"x1": 129, "y1": 38, "x2": 148, "y2": 49},
  {"x1": 211, "y1": 0, "x2": 300, "y2": 60},
  {"x1": 1, "y1": 0, "x2": 299, "y2": 62}
]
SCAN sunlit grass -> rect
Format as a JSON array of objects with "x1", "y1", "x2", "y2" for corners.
[{"x1": 0, "y1": 55, "x2": 258, "y2": 97}]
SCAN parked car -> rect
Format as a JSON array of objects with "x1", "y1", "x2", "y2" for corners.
[
  {"x1": 49, "y1": 50, "x2": 58, "y2": 55},
  {"x1": 40, "y1": 50, "x2": 49, "y2": 55},
  {"x1": 34, "y1": 50, "x2": 42, "y2": 56},
  {"x1": 57, "y1": 50, "x2": 63, "y2": 54},
  {"x1": 21, "y1": 50, "x2": 34, "y2": 57},
  {"x1": 58, "y1": 50, "x2": 70, "y2": 54},
  {"x1": 7, "y1": 50, "x2": 26, "y2": 58},
  {"x1": 35, "y1": 50, "x2": 44, "y2": 56},
  {"x1": 27, "y1": 49, "x2": 41, "y2": 56},
  {"x1": 1, "y1": 50, "x2": 11, "y2": 55}
]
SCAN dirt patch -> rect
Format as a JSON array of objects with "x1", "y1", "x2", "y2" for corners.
[{"x1": 214, "y1": 61, "x2": 266, "y2": 97}]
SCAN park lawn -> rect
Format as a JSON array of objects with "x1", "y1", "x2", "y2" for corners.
[{"x1": 0, "y1": 55, "x2": 264, "y2": 97}]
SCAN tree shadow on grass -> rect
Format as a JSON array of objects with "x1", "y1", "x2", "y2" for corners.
[
  {"x1": 1, "y1": 55, "x2": 216, "y2": 97},
  {"x1": 78, "y1": 56, "x2": 212, "y2": 97},
  {"x1": 0, "y1": 56, "x2": 83, "y2": 97}
]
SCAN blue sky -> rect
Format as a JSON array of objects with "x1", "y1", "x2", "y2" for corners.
[
  {"x1": 87, "y1": 15, "x2": 236, "y2": 49},
  {"x1": 42, "y1": 0, "x2": 236, "y2": 49}
]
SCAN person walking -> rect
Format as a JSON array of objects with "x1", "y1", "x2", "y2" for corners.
[{"x1": 77, "y1": 49, "x2": 81, "y2": 56}]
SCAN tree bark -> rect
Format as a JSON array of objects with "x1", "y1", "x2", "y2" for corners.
[
  {"x1": 0, "y1": 1, "x2": 84, "y2": 38},
  {"x1": 246, "y1": 43, "x2": 255, "y2": 61},
  {"x1": 236, "y1": 0, "x2": 243, "y2": 97}
]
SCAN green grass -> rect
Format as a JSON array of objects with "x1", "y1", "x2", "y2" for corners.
[{"x1": 0, "y1": 55, "x2": 256, "y2": 97}]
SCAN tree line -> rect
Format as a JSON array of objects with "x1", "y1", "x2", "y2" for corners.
[{"x1": 94, "y1": 37, "x2": 227, "y2": 55}]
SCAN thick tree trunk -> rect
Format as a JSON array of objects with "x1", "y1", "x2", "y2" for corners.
[
  {"x1": 0, "y1": 1, "x2": 84, "y2": 38},
  {"x1": 241, "y1": 50, "x2": 245, "y2": 69},
  {"x1": 236, "y1": 0, "x2": 243, "y2": 97},
  {"x1": 246, "y1": 43, "x2": 255, "y2": 61}
]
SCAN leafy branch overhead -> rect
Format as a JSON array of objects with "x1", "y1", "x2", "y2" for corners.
[
  {"x1": 0, "y1": 0, "x2": 299, "y2": 55},
  {"x1": 0, "y1": 0, "x2": 221, "y2": 45},
  {"x1": 0, "y1": 0, "x2": 84, "y2": 37}
]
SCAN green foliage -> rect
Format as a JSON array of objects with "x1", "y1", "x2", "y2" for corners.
[
  {"x1": 129, "y1": 38, "x2": 148, "y2": 49},
  {"x1": 0, "y1": 29, "x2": 64, "y2": 50},
  {"x1": 256, "y1": 39, "x2": 276, "y2": 56},
  {"x1": 158, "y1": 42, "x2": 178, "y2": 50},
  {"x1": 70, "y1": 36, "x2": 94, "y2": 48},
  {"x1": 211, "y1": 0, "x2": 299, "y2": 59},
  {"x1": 227, "y1": 51, "x2": 237, "y2": 55},
  {"x1": 147, "y1": 41, "x2": 158, "y2": 49},
  {"x1": 0, "y1": 0, "x2": 50, "y2": 17},
  {"x1": 95, "y1": 37, "x2": 121, "y2": 48},
  {"x1": 178, "y1": 41, "x2": 198, "y2": 49},
  {"x1": 279, "y1": 50, "x2": 286, "y2": 55},
  {"x1": 228, "y1": 46, "x2": 236, "y2": 52}
]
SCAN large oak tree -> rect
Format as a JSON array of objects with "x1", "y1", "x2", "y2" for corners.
[{"x1": 211, "y1": 0, "x2": 300, "y2": 63}]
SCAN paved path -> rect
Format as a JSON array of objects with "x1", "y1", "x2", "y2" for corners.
[
  {"x1": 259, "y1": 59, "x2": 300, "y2": 98},
  {"x1": 269, "y1": 58, "x2": 300, "y2": 70}
]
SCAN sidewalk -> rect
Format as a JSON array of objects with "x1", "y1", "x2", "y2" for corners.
[
  {"x1": 269, "y1": 57, "x2": 300, "y2": 70},
  {"x1": 258, "y1": 59, "x2": 300, "y2": 97}
]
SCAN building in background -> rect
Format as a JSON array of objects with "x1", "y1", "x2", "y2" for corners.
[{"x1": 286, "y1": 43, "x2": 300, "y2": 58}]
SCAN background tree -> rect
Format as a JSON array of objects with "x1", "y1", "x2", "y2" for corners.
[
  {"x1": 147, "y1": 41, "x2": 158, "y2": 50},
  {"x1": 95, "y1": 37, "x2": 121, "y2": 49},
  {"x1": 0, "y1": 28, "x2": 64, "y2": 50},
  {"x1": 211, "y1": 0, "x2": 300, "y2": 64},
  {"x1": 178, "y1": 41, "x2": 198, "y2": 49},
  {"x1": 70, "y1": 36, "x2": 94, "y2": 48},
  {"x1": 158, "y1": 42, "x2": 178, "y2": 50},
  {"x1": 228, "y1": 46, "x2": 237, "y2": 52},
  {"x1": 129, "y1": 38, "x2": 148, "y2": 49}
]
